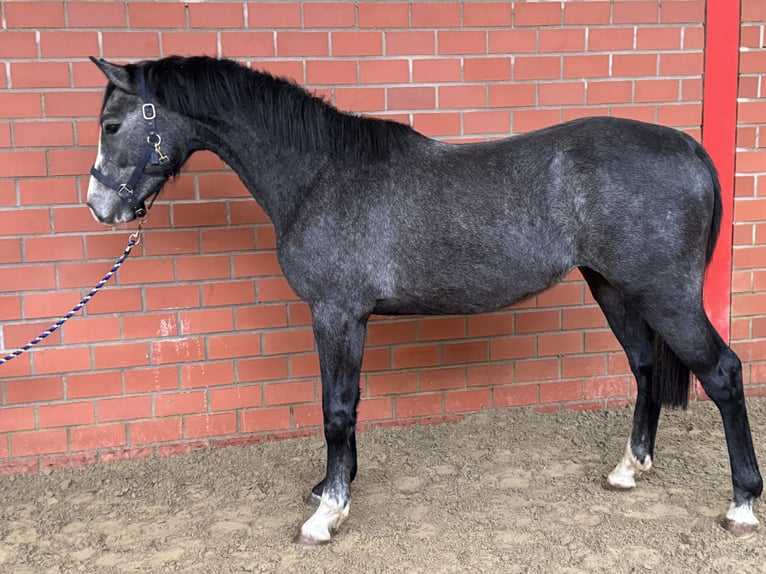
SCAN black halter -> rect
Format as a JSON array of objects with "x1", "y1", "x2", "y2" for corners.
[{"x1": 90, "y1": 68, "x2": 174, "y2": 218}]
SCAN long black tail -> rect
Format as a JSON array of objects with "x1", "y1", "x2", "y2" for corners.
[{"x1": 651, "y1": 143, "x2": 723, "y2": 410}]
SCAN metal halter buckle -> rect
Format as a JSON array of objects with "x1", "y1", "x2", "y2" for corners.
[
  {"x1": 118, "y1": 184, "x2": 134, "y2": 199},
  {"x1": 142, "y1": 103, "x2": 156, "y2": 121}
]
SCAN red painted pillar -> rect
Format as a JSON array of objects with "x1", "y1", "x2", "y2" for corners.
[{"x1": 701, "y1": 0, "x2": 741, "y2": 342}]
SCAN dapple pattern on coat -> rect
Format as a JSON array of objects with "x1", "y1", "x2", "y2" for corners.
[{"x1": 86, "y1": 56, "x2": 762, "y2": 545}]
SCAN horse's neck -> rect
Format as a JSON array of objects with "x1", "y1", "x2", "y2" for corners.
[{"x1": 193, "y1": 117, "x2": 323, "y2": 233}]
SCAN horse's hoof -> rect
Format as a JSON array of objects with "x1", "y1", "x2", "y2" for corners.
[
  {"x1": 294, "y1": 531, "x2": 330, "y2": 548},
  {"x1": 604, "y1": 478, "x2": 634, "y2": 491},
  {"x1": 722, "y1": 517, "x2": 758, "y2": 539},
  {"x1": 304, "y1": 491, "x2": 321, "y2": 508}
]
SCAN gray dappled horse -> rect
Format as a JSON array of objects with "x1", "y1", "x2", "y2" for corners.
[{"x1": 87, "y1": 56, "x2": 761, "y2": 546}]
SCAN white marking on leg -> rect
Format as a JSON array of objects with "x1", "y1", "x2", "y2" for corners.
[
  {"x1": 297, "y1": 493, "x2": 349, "y2": 546},
  {"x1": 607, "y1": 440, "x2": 652, "y2": 489},
  {"x1": 724, "y1": 500, "x2": 759, "y2": 537}
]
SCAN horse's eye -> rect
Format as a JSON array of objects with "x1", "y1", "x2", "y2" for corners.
[{"x1": 104, "y1": 122, "x2": 121, "y2": 135}]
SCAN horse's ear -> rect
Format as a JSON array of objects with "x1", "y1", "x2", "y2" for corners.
[{"x1": 89, "y1": 56, "x2": 135, "y2": 93}]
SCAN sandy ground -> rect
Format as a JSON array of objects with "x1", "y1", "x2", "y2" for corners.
[{"x1": 0, "y1": 398, "x2": 765, "y2": 573}]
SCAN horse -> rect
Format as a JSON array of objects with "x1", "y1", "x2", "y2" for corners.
[{"x1": 86, "y1": 55, "x2": 761, "y2": 546}]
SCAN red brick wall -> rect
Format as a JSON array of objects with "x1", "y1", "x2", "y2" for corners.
[
  {"x1": 733, "y1": 1, "x2": 766, "y2": 390},
  {"x1": 0, "y1": 0, "x2": 757, "y2": 472}
]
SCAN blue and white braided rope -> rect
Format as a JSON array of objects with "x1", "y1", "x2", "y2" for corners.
[{"x1": 0, "y1": 227, "x2": 142, "y2": 366}]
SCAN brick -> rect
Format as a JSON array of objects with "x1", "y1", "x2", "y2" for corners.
[
  {"x1": 0, "y1": 93, "x2": 42, "y2": 119},
  {"x1": 235, "y1": 305, "x2": 287, "y2": 331},
  {"x1": 411, "y1": 3, "x2": 461, "y2": 27},
  {"x1": 613, "y1": 54, "x2": 658, "y2": 77},
  {"x1": 464, "y1": 2, "x2": 512, "y2": 26},
  {"x1": 173, "y1": 202, "x2": 228, "y2": 227},
  {"x1": 71, "y1": 424, "x2": 126, "y2": 451},
  {"x1": 514, "y1": 2, "x2": 562, "y2": 26},
  {"x1": 262, "y1": 328, "x2": 315, "y2": 355},
  {"x1": 613, "y1": 1, "x2": 659, "y2": 24},
  {"x1": 514, "y1": 108, "x2": 560, "y2": 132},
  {"x1": 257, "y1": 277, "x2": 298, "y2": 303},
  {"x1": 189, "y1": 2, "x2": 245, "y2": 28},
  {"x1": 539, "y1": 29, "x2": 585, "y2": 53},
  {"x1": 211, "y1": 384, "x2": 264, "y2": 411},
  {"x1": 540, "y1": 380, "x2": 584, "y2": 404},
  {"x1": 0, "y1": 151, "x2": 47, "y2": 178},
  {"x1": 467, "y1": 363, "x2": 513, "y2": 387},
  {"x1": 277, "y1": 31, "x2": 329, "y2": 57},
  {"x1": 264, "y1": 380, "x2": 315, "y2": 405},
  {"x1": 562, "y1": 355, "x2": 607, "y2": 378},
  {"x1": 24, "y1": 235, "x2": 82, "y2": 263},
  {"x1": 92, "y1": 342, "x2": 150, "y2": 370},
  {"x1": 661, "y1": 1, "x2": 705, "y2": 23},
  {"x1": 162, "y1": 32, "x2": 218, "y2": 57},
  {"x1": 155, "y1": 391, "x2": 207, "y2": 417},
  {"x1": 207, "y1": 332, "x2": 261, "y2": 360},
  {"x1": 129, "y1": 3, "x2": 185, "y2": 27},
  {"x1": 67, "y1": 371, "x2": 122, "y2": 399},
  {"x1": 446, "y1": 389, "x2": 490, "y2": 413},
  {"x1": 514, "y1": 56, "x2": 561, "y2": 80},
  {"x1": 44, "y1": 91, "x2": 104, "y2": 118},
  {"x1": 248, "y1": 2, "x2": 301, "y2": 28},
  {"x1": 358, "y1": 397, "x2": 393, "y2": 422},
  {"x1": 392, "y1": 344, "x2": 440, "y2": 369},
  {"x1": 39, "y1": 402, "x2": 95, "y2": 428},
  {"x1": 124, "y1": 367, "x2": 179, "y2": 394},
  {"x1": 412, "y1": 58, "x2": 462, "y2": 83},
  {"x1": 304, "y1": 3, "x2": 356, "y2": 28},
  {"x1": 145, "y1": 285, "x2": 201, "y2": 310},
  {"x1": 289, "y1": 353, "x2": 322, "y2": 377},
  {"x1": 307, "y1": 60, "x2": 357, "y2": 85},
  {"x1": 636, "y1": 27, "x2": 682, "y2": 50},
  {"x1": 564, "y1": 54, "x2": 610, "y2": 79},
  {"x1": 495, "y1": 383, "x2": 538, "y2": 407},
  {"x1": 221, "y1": 31, "x2": 275, "y2": 57},
  {"x1": 34, "y1": 347, "x2": 92, "y2": 375},
  {"x1": 564, "y1": 1, "x2": 611, "y2": 25},
  {"x1": 6, "y1": 375, "x2": 64, "y2": 406},
  {"x1": 585, "y1": 376, "x2": 631, "y2": 399},
  {"x1": 14, "y1": 121, "x2": 74, "y2": 148},
  {"x1": 635, "y1": 79, "x2": 679, "y2": 103},
  {"x1": 464, "y1": 57, "x2": 511, "y2": 81},
  {"x1": 396, "y1": 393, "x2": 442, "y2": 418},
  {"x1": 488, "y1": 30, "x2": 537, "y2": 54},
  {"x1": 5, "y1": 2, "x2": 65, "y2": 28},
  {"x1": 384, "y1": 31, "x2": 434, "y2": 56},
  {"x1": 489, "y1": 335, "x2": 536, "y2": 360},
  {"x1": 0, "y1": 407, "x2": 35, "y2": 433},
  {"x1": 658, "y1": 103, "x2": 701, "y2": 127},
  {"x1": 102, "y1": 32, "x2": 160, "y2": 59},
  {"x1": 335, "y1": 88, "x2": 386, "y2": 113},
  {"x1": 438, "y1": 85, "x2": 486, "y2": 109},
  {"x1": 0, "y1": 31, "x2": 38, "y2": 57},
  {"x1": 538, "y1": 332, "x2": 584, "y2": 357},
  {"x1": 61, "y1": 316, "x2": 121, "y2": 346},
  {"x1": 368, "y1": 320, "x2": 417, "y2": 346},
  {"x1": 332, "y1": 31, "x2": 383, "y2": 57},
  {"x1": 515, "y1": 358, "x2": 560, "y2": 382},
  {"x1": 388, "y1": 86, "x2": 435, "y2": 110},
  {"x1": 419, "y1": 367, "x2": 465, "y2": 391},
  {"x1": 40, "y1": 31, "x2": 99, "y2": 58},
  {"x1": 130, "y1": 418, "x2": 183, "y2": 445},
  {"x1": 358, "y1": 3, "x2": 408, "y2": 27},
  {"x1": 488, "y1": 84, "x2": 536, "y2": 108},
  {"x1": 539, "y1": 82, "x2": 586, "y2": 106},
  {"x1": 241, "y1": 407, "x2": 291, "y2": 432},
  {"x1": 587, "y1": 81, "x2": 633, "y2": 105},
  {"x1": 0, "y1": 238, "x2": 21, "y2": 263},
  {"x1": 588, "y1": 28, "x2": 635, "y2": 52},
  {"x1": 438, "y1": 31, "x2": 486, "y2": 55},
  {"x1": 368, "y1": 372, "x2": 418, "y2": 396},
  {"x1": 176, "y1": 255, "x2": 231, "y2": 281},
  {"x1": 418, "y1": 317, "x2": 467, "y2": 341},
  {"x1": 151, "y1": 337, "x2": 206, "y2": 365},
  {"x1": 182, "y1": 362, "x2": 236, "y2": 388},
  {"x1": 12, "y1": 430, "x2": 68, "y2": 457},
  {"x1": 66, "y1": 2, "x2": 126, "y2": 27},
  {"x1": 97, "y1": 396, "x2": 152, "y2": 423},
  {"x1": 464, "y1": 110, "x2": 511, "y2": 135},
  {"x1": 660, "y1": 52, "x2": 704, "y2": 76}
]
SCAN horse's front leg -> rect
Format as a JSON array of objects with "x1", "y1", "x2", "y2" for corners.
[{"x1": 296, "y1": 303, "x2": 368, "y2": 547}]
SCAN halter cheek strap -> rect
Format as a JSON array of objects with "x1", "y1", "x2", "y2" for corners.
[{"x1": 90, "y1": 67, "x2": 173, "y2": 218}]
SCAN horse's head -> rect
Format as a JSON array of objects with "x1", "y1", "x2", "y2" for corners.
[{"x1": 87, "y1": 58, "x2": 185, "y2": 225}]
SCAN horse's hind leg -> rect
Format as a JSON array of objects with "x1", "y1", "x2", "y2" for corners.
[
  {"x1": 632, "y1": 292, "x2": 762, "y2": 538},
  {"x1": 296, "y1": 303, "x2": 368, "y2": 547},
  {"x1": 581, "y1": 268, "x2": 661, "y2": 489}
]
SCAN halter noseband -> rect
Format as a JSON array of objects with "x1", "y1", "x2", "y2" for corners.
[{"x1": 90, "y1": 68, "x2": 174, "y2": 218}]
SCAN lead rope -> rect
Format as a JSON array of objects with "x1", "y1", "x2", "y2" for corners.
[{"x1": 0, "y1": 222, "x2": 146, "y2": 366}]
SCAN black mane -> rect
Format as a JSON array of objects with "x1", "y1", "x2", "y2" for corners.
[{"x1": 130, "y1": 56, "x2": 417, "y2": 161}]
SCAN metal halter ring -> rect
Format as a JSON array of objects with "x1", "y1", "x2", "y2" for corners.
[
  {"x1": 147, "y1": 133, "x2": 161, "y2": 146},
  {"x1": 142, "y1": 103, "x2": 157, "y2": 121}
]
